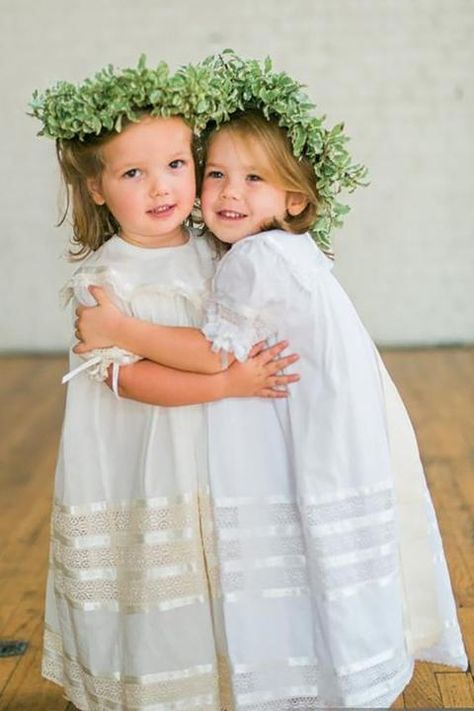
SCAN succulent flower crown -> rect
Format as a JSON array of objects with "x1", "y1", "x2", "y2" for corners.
[{"x1": 29, "y1": 51, "x2": 367, "y2": 251}]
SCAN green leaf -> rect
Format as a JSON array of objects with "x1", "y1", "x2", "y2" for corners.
[{"x1": 28, "y1": 51, "x2": 367, "y2": 252}]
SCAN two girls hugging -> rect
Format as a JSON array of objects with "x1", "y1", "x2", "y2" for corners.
[{"x1": 32, "y1": 52, "x2": 466, "y2": 710}]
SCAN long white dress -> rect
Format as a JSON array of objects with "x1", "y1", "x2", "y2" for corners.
[
  {"x1": 202, "y1": 229, "x2": 467, "y2": 709},
  {"x1": 42, "y1": 232, "x2": 224, "y2": 710}
]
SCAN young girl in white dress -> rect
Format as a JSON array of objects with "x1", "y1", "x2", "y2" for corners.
[
  {"x1": 32, "y1": 61, "x2": 299, "y2": 711},
  {"x1": 74, "y1": 65, "x2": 467, "y2": 708}
]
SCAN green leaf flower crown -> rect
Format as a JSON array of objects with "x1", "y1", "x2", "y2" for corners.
[
  {"x1": 29, "y1": 54, "x2": 217, "y2": 140},
  {"x1": 29, "y1": 51, "x2": 367, "y2": 251}
]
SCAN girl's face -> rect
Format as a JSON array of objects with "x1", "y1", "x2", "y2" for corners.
[
  {"x1": 89, "y1": 116, "x2": 195, "y2": 248},
  {"x1": 201, "y1": 129, "x2": 305, "y2": 245}
]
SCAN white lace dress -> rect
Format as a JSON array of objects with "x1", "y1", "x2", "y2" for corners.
[
  {"x1": 202, "y1": 229, "x2": 467, "y2": 709},
  {"x1": 42, "y1": 233, "x2": 224, "y2": 710}
]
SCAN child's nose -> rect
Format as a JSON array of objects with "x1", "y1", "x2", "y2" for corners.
[
  {"x1": 149, "y1": 175, "x2": 169, "y2": 197},
  {"x1": 221, "y1": 178, "x2": 241, "y2": 200}
]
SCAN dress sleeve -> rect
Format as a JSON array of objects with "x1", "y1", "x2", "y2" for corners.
[
  {"x1": 61, "y1": 268, "x2": 141, "y2": 394},
  {"x1": 202, "y1": 238, "x2": 287, "y2": 362}
]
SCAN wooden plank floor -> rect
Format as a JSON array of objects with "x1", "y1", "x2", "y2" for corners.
[{"x1": 0, "y1": 349, "x2": 472, "y2": 710}]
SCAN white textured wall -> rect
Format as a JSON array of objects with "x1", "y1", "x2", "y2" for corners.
[{"x1": 1, "y1": 0, "x2": 473, "y2": 351}]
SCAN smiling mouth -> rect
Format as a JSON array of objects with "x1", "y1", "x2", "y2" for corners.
[
  {"x1": 217, "y1": 209, "x2": 247, "y2": 220},
  {"x1": 147, "y1": 204, "x2": 175, "y2": 217}
]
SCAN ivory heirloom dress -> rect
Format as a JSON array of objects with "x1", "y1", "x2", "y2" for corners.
[
  {"x1": 202, "y1": 229, "x2": 467, "y2": 709},
  {"x1": 42, "y1": 232, "x2": 225, "y2": 710}
]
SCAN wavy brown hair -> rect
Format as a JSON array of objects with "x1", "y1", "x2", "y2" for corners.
[{"x1": 57, "y1": 133, "x2": 119, "y2": 259}]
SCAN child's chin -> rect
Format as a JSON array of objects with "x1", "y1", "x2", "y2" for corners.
[
  {"x1": 218, "y1": 233, "x2": 248, "y2": 245},
  {"x1": 210, "y1": 229, "x2": 240, "y2": 244}
]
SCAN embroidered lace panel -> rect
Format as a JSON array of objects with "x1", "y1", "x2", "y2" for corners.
[
  {"x1": 50, "y1": 495, "x2": 212, "y2": 612},
  {"x1": 43, "y1": 627, "x2": 219, "y2": 710},
  {"x1": 227, "y1": 650, "x2": 412, "y2": 708},
  {"x1": 62, "y1": 267, "x2": 207, "y2": 309},
  {"x1": 211, "y1": 488, "x2": 399, "y2": 597},
  {"x1": 43, "y1": 626, "x2": 411, "y2": 710},
  {"x1": 45, "y1": 488, "x2": 465, "y2": 707}
]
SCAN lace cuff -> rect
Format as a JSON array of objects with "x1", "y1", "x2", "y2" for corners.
[
  {"x1": 61, "y1": 267, "x2": 141, "y2": 396},
  {"x1": 202, "y1": 299, "x2": 276, "y2": 364},
  {"x1": 62, "y1": 347, "x2": 141, "y2": 397}
]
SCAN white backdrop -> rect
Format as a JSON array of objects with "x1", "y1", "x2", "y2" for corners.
[{"x1": 1, "y1": 0, "x2": 473, "y2": 351}]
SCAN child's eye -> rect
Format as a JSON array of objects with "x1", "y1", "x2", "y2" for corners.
[
  {"x1": 247, "y1": 174, "x2": 262, "y2": 182},
  {"x1": 169, "y1": 159, "x2": 185, "y2": 169},
  {"x1": 123, "y1": 168, "x2": 141, "y2": 179},
  {"x1": 206, "y1": 170, "x2": 224, "y2": 179}
]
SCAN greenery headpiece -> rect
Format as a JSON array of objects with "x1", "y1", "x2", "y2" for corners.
[
  {"x1": 197, "y1": 51, "x2": 367, "y2": 251},
  {"x1": 30, "y1": 51, "x2": 367, "y2": 251},
  {"x1": 28, "y1": 55, "x2": 218, "y2": 141}
]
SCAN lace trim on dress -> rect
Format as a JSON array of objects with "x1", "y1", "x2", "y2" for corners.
[
  {"x1": 228, "y1": 650, "x2": 412, "y2": 709},
  {"x1": 43, "y1": 626, "x2": 220, "y2": 710},
  {"x1": 210, "y1": 487, "x2": 400, "y2": 600},
  {"x1": 224, "y1": 648, "x2": 412, "y2": 709},
  {"x1": 61, "y1": 347, "x2": 141, "y2": 396},
  {"x1": 61, "y1": 268, "x2": 208, "y2": 309},
  {"x1": 202, "y1": 300, "x2": 277, "y2": 364},
  {"x1": 209, "y1": 488, "x2": 466, "y2": 673},
  {"x1": 50, "y1": 494, "x2": 214, "y2": 613},
  {"x1": 61, "y1": 266, "x2": 209, "y2": 392},
  {"x1": 43, "y1": 625, "x2": 412, "y2": 710}
]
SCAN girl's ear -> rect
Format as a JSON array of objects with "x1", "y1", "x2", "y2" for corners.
[
  {"x1": 286, "y1": 192, "x2": 308, "y2": 217},
  {"x1": 87, "y1": 178, "x2": 106, "y2": 206}
]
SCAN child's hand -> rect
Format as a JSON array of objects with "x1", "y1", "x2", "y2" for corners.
[
  {"x1": 73, "y1": 286, "x2": 124, "y2": 354},
  {"x1": 224, "y1": 340, "x2": 300, "y2": 399}
]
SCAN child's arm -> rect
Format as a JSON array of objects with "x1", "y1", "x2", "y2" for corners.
[
  {"x1": 113, "y1": 341, "x2": 299, "y2": 406},
  {"x1": 74, "y1": 286, "x2": 229, "y2": 374}
]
